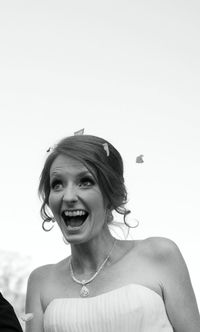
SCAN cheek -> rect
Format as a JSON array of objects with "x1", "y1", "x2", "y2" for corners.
[
  {"x1": 48, "y1": 193, "x2": 60, "y2": 214},
  {"x1": 90, "y1": 193, "x2": 106, "y2": 213}
]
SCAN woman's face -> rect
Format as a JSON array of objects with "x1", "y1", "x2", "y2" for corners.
[{"x1": 48, "y1": 154, "x2": 107, "y2": 244}]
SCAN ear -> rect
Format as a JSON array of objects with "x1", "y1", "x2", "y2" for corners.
[{"x1": 106, "y1": 209, "x2": 114, "y2": 223}]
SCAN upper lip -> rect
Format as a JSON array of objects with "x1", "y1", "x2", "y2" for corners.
[
  {"x1": 61, "y1": 209, "x2": 89, "y2": 217},
  {"x1": 62, "y1": 208, "x2": 88, "y2": 213},
  {"x1": 61, "y1": 209, "x2": 89, "y2": 225}
]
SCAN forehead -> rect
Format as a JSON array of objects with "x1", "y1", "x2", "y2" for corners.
[{"x1": 50, "y1": 155, "x2": 90, "y2": 176}]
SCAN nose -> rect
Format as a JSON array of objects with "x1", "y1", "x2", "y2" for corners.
[{"x1": 62, "y1": 184, "x2": 78, "y2": 204}]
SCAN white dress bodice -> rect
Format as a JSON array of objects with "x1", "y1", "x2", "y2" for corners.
[{"x1": 44, "y1": 284, "x2": 173, "y2": 332}]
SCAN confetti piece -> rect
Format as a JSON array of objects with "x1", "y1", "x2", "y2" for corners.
[
  {"x1": 46, "y1": 144, "x2": 57, "y2": 153},
  {"x1": 136, "y1": 154, "x2": 144, "y2": 163},
  {"x1": 74, "y1": 128, "x2": 84, "y2": 135},
  {"x1": 21, "y1": 313, "x2": 34, "y2": 322},
  {"x1": 102, "y1": 143, "x2": 110, "y2": 156}
]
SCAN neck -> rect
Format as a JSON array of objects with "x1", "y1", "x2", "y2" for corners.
[{"x1": 70, "y1": 231, "x2": 116, "y2": 278}]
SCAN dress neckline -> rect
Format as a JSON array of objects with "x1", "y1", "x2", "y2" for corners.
[{"x1": 44, "y1": 283, "x2": 164, "y2": 313}]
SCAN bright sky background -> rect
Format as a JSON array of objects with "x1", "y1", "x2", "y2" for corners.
[{"x1": 0, "y1": 0, "x2": 200, "y2": 306}]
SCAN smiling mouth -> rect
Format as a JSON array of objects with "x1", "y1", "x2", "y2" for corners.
[{"x1": 61, "y1": 210, "x2": 89, "y2": 228}]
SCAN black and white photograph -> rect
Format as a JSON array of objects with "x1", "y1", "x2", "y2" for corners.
[{"x1": 0, "y1": 1, "x2": 200, "y2": 331}]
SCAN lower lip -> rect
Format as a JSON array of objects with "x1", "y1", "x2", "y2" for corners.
[{"x1": 63, "y1": 215, "x2": 89, "y2": 233}]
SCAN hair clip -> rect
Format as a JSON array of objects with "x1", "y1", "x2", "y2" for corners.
[
  {"x1": 136, "y1": 154, "x2": 144, "y2": 163},
  {"x1": 21, "y1": 313, "x2": 34, "y2": 322},
  {"x1": 102, "y1": 143, "x2": 110, "y2": 157},
  {"x1": 74, "y1": 128, "x2": 84, "y2": 135}
]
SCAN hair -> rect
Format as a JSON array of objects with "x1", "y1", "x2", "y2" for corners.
[{"x1": 38, "y1": 135, "x2": 130, "y2": 227}]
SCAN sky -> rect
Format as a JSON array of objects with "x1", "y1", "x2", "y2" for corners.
[{"x1": 0, "y1": 0, "x2": 200, "y2": 305}]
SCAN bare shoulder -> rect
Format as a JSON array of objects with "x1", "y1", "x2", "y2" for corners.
[
  {"x1": 141, "y1": 236, "x2": 178, "y2": 249},
  {"x1": 26, "y1": 265, "x2": 53, "y2": 306},
  {"x1": 28, "y1": 264, "x2": 54, "y2": 284},
  {"x1": 140, "y1": 236, "x2": 190, "y2": 282},
  {"x1": 135, "y1": 236, "x2": 189, "y2": 283},
  {"x1": 28, "y1": 259, "x2": 66, "y2": 287},
  {"x1": 137, "y1": 236, "x2": 182, "y2": 262},
  {"x1": 138, "y1": 238, "x2": 200, "y2": 330}
]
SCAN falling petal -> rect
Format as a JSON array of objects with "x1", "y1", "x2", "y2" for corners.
[
  {"x1": 136, "y1": 154, "x2": 144, "y2": 163},
  {"x1": 74, "y1": 128, "x2": 85, "y2": 135},
  {"x1": 46, "y1": 144, "x2": 57, "y2": 153},
  {"x1": 21, "y1": 313, "x2": 34, "y2": 322},
  {"x1": 102, "y1": 143, "x2": 110, "y2": 156}
]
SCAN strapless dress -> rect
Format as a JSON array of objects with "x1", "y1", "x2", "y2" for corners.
[{"x1": 44, "y1": 284, "x2": 173, "y2": 332}]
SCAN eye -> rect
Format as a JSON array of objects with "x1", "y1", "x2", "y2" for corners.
[
  {"x1": 51, "y1": 179, "x2": 63, "y2": 191},
  {"x1": 79, "y1": 177, "x2": 95, "y2": 188}
]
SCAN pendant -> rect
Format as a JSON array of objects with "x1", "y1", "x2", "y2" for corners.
[{"x1": 80, "y1": 285, "x2": 89, "y2": 297}]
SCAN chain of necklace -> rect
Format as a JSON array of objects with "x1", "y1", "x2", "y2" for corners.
[{"x1": 69, "y1": 239, "x2": 116, "y2": 297}]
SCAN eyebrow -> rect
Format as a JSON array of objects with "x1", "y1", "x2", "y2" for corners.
[
  {"x1": 50, "y1": 170, "x2": 93, "y2": 178},
  {"x1": 77, "y1": 171, "x2": 94, "y2": 177}
]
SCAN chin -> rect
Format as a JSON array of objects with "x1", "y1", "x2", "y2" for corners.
[{"x1": 63, "y1": 231, "x2": 89, "y2": 245}]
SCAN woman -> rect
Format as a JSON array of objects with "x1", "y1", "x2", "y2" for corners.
[{"x1": 25, "y1": 134, "x2": 200, "y2": 332}]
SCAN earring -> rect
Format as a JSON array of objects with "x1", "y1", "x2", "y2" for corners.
[
  {"x1": 42, "y1": 218, "x2": 55, "y2": 232},
  {"x1": 106, "y1": 209, "x2": 114, "y2": 224}
]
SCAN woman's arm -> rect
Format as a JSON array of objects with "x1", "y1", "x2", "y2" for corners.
[
  {"x1": 25, "y1": 267, "x2": 45, "y2": 332},
  {"x1": 156, "y1": 237, "x2": 200, "y2": 332}
]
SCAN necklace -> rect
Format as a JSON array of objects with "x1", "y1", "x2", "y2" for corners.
[{"x1": 69, "y1": 239, "x2": 116, "y2": 297}]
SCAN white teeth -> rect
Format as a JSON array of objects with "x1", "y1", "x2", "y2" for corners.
[{"x1": 64, "y1": 210, "x2": 87, "y2": 217}]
